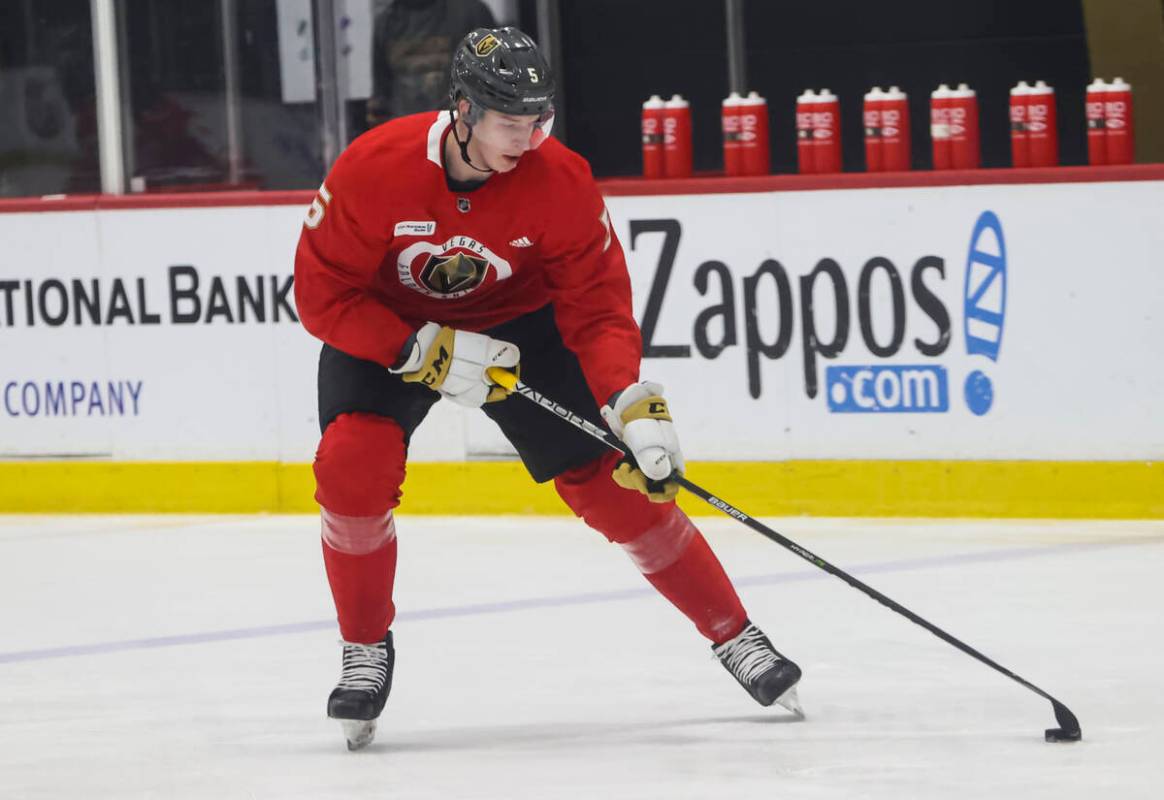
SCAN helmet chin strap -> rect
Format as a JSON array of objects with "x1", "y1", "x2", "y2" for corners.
[{"x1": 450, "y1": 107, "x2": 494, "y2": 175}]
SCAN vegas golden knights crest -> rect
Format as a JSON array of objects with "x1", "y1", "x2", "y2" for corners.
[
  {"x1": 420, "y1": 251, "x2": 489, "y2": 295},
  {"x1": 396, "y1": 235, "x2": 514, "y2": 300},
  {"x1": 474, "y1": 34, "x2": 500, "y2": 57}
]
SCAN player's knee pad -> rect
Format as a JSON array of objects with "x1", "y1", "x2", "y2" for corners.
[
  {"x1": 314, "y1": 413, "x2": 406, "y2": 553},
  {"x1": 554, "y1": 451, "x2": 684, "y2": 557}
]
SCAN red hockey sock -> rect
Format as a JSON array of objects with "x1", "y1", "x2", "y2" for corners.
[
  {"x1": 554, "y1": 454, "x2": 749, "y2": 645},
  {"x1": 322, "y1": 537, "x2": 398, "y2": 644},
  {"x1": 642, "y1": 530, "x2": 748, "y2": 644}
]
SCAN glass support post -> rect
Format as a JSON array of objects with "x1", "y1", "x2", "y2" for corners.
[
  {"x1": 90, "y1": 0, "x2": 126, "y2": 194},
  {"x1": 221, "y1": 0, "x2": 244, "y2": 185},
  {"x1": 725, "y1": 0, "x2": 747, "y2": 94},
  {"x1": 314, "y1": 0, "x2": 344, "y2": 169}
]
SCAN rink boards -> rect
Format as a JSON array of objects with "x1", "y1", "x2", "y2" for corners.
[{"x1": 1, "y1": 169, "x2": 1162, "y2": 515}]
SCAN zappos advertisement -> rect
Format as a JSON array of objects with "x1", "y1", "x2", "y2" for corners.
[
  {"x1": 1, "y1": 179, "x2": 1162, "y2": 462},
  {"x1": 614, "y1": 180, "x2": 1164, "y2": 460}
]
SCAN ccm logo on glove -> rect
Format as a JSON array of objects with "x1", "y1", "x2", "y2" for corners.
[
  {"x1": 391, "y1": 322, "x2": 520, "y2": 408},
  {"x1": 425, "y1": 345, "x2": 451, "y2": 386},
  {"x1": 601, "y1": 382, "x2": 685, "y2": 503}
]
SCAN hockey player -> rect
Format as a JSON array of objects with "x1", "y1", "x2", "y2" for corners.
[{"x1": 294, "y1": 26, "x2": 801, "y2": 751}]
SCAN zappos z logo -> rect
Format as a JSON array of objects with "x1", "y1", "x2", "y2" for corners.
[
  {"x1": 961, "y1": 212, "x2": 1006, "y2": 415},
  {"x1": 631, "y1": 211, "x2": 1007, "y2": 416}
]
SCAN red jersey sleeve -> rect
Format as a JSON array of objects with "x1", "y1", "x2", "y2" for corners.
[
  {"x1": 540, "y1": 158, "x2": 641, "y2": 404},
  {"x1": 293, "y1": 152, "x2": 414, "y2": 368}
]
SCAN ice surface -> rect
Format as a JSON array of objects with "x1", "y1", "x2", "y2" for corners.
[{"x1": 1, "y1": 514, "x2": 1161, "y2": 799}]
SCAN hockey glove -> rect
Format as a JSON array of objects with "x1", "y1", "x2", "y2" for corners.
[
  {"x1": 391, "y1": 322, "x2": 520, "y2": 408},
  {"x1": 600, "y1": 381, "x2": 684, "y2": 503}
]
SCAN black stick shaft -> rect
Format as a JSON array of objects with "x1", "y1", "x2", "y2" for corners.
[
  {"x1": 673, "y1": 473, "x2": 1059, "y2": 702},
  {"x1": 502, "y1": 376, "x2": 1080, "y2": 738}
]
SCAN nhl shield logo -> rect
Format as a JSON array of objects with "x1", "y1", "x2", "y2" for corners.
[{"x1": 457, "y1": 197, "x2": 471, "y2": 213}]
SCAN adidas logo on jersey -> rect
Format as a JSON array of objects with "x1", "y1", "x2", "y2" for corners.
[{"x1": 509, "y1": 236, "x2": 534, "y2": 248}]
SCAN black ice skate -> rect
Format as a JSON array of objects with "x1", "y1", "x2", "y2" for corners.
[
  {"x1": 712, "y1": 621, "x2": 804, "y2": 716},
  {"x1": 328, "y1": 631, "x2": 394, "y2": 750}
]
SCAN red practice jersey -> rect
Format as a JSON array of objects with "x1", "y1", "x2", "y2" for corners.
[{"x1": 294, "y1": 111, "x2": 641, "y2": 404}]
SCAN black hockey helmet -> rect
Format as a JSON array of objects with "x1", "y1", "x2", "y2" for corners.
[
  {"x1": 449, "y1": 27, "x2": 555, "y2": 119},
  {"x1": 447, "y1": 27, "x2": 556, "y2": 172}
]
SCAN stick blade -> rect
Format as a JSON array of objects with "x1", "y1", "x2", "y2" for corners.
[{"x1": 1045, "y1": 701, "x2": 1082, "y2": 743}]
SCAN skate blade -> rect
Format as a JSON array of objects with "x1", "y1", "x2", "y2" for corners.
[
  {"x1": 774, "y1": 685, "x2": 805, "y2": 719},
  {"x1": 340, "y1": 719, "x2": 377, "y2": 751}
]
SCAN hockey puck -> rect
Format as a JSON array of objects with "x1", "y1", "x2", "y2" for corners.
[{"x1": 1044, "y1": 727, "x2": 1082, "y2": 743}]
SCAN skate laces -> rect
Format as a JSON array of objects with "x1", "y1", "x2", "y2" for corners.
[
  {"x1": 336, "y1": 641, "x2": 388, "y2": 693},
  {"x1": 714, "y1": 625, "x2": 782, "y2": 684}
]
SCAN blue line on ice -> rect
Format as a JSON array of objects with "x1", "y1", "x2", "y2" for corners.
[{"x1": 0, "y1": 537, "x2": 1141, "y2": 665}]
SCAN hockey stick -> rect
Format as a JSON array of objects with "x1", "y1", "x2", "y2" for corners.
[{"x1": 486, "y1": 367, "x2": 1082, "y2": 743}]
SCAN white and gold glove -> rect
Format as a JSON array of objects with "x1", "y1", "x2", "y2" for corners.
[
  {"x1": 601, "y1": 381, "x2": 685, "y2": 503},
  {"x1": 391, "y1": 322, "x2": 519, "y2": 408}
]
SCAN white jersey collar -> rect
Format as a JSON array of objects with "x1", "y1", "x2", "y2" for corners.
[{"x1": 426, "y1": 110, "x2": 453, "y2": 167}]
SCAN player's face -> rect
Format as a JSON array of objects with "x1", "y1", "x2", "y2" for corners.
[{"x1": 470, "y1": 110, "x2": 543, "y2": 172}]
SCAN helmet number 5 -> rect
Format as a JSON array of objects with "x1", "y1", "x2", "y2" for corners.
[{"x1": 527, "y1": 67, "x2": 539, "y2": 83}]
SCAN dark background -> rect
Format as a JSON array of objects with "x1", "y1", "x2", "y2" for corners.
[
  {"x1": 555, "y1": 0, "x2": 1091, "y2": 175},
  {"x1": 0, "y1": 0, "x2": 1123, "y2": 196}
]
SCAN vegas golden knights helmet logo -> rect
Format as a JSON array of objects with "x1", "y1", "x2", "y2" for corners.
[{"x1": 474, "y1": 34, "x2": 500, "y2": 57}]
